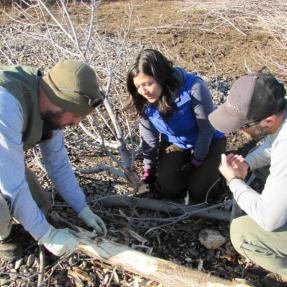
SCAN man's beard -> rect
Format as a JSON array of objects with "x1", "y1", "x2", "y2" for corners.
[
  {"x1": 244, "y1": 125, "x2": 270, "y2": 140},
  {"x1": 41, "y1": 110, "x2": 64, "y2": 130}
]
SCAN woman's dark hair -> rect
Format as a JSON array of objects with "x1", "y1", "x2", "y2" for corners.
[{"x1": 126, "y1": 49, "x2": 181, "y2": 117}]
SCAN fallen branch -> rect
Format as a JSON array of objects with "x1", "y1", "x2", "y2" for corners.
[
  {"x1": 49, "y1": 211, "x2": 252, "y2": 287},
  {"x1": 37, "y1": 244, "x2": 45, "y2": 287},
  {"x1": 94, "y1": 195, "x2": 232, "y2": 222},
  {"x1": 77, "y1": 236, "x2": 253, "y2": 287}
]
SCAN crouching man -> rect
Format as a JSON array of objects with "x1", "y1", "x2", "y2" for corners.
[
  {"x1": 209, "y1": 73, "x2": 287, "y2": 286},
  {"x1": 0, "y1": 60, "x2": 106, "y2": 261}
]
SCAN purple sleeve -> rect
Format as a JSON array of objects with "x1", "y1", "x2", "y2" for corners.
[
  {"x1": 139, "y1": 117, "x2": 159, "y2": 171},
  {"x1": 191, "y1": 79, "x2": 216, "y2": 160}
]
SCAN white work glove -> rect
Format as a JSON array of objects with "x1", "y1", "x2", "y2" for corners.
[
  {"x1": 78, "y1": 206, "x2": 107, "y2": 236},
  {"x1": 39, "y1": 226, "x2": 79, "y2": 256}
]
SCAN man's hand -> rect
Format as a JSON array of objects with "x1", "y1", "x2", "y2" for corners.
[
  {"x1": 219, "y1": 153, "x2": 249, "y2": 183},
  {"x1": 39, "y1": 227, "x2": 79, "y2": 256},
  {"x1": 78, "y1": 206, "x2": 107, "y2": 236}
]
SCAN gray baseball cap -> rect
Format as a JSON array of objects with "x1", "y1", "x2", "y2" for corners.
[{"x1": 209, "y1": 73, "x2": 286, "y2": 133}]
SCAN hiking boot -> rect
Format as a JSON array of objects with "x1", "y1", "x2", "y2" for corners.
[
  {"x1": 262, "y1": 273, "x2": 287, "y2": 287},
  {"x1": 0, "y1": 229, "x2": 23, "y2": 262}
]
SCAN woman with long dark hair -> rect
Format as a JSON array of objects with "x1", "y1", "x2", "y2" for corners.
[{"x1": 127, "y1": 49, "x2": 225, "y2": 202}]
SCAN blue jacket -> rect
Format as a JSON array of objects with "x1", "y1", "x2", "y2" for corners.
[{"x1": 143, "y1": 70, "x2": 223, "y2": 150}]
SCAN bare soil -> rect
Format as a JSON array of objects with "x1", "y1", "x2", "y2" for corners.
[{"x1": 96, "y1": 0, "x2": 287, "y2": 79}]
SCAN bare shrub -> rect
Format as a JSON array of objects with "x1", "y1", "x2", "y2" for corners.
[{"x1": 0, "y1": 0, "x2": 146, "y2": 191}]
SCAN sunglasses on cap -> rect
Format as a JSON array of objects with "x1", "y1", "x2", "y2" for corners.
[
  {"x1": 59, "y1": 88, "x2": 105, "y2": 107},
  {"x1": 240, "y1": 119, "x2": 262, "y2": 129}
]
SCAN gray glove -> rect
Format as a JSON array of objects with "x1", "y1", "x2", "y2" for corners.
[
  {"x1": 39, "y1": 226, "x2": 79, "y2": 256},
  {"x1": 78, "y1": 206, "x2": 107, "y2": 236}
]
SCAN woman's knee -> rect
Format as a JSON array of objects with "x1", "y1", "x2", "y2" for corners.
[{"x1": 156, "y1": 176, "x2": 186, "y2": 198}]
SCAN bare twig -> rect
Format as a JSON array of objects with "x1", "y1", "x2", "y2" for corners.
[{"x1": 37, "y1": 245, "x2": 45, "y2": 287}]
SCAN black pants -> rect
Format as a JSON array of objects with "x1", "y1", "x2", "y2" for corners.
[{"x1": 156, "y1": 138, "x2": 226, "y2": 201}]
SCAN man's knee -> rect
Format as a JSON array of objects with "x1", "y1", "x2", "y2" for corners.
[
  {"x1": 0, "y1": 192, "x2": 12, "y2": 240},
  {"x1": 230, "y1": 216, "x2": 278, "y2": 258},
  {"x1": 230, "y1": 216, "x2": 250, "y2": 255},
  {"x1": 231, "y1": 216, "x2": 287, "y2": 277}
]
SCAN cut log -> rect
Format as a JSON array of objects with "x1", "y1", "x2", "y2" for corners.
[
  {"x1": 51, "y1": 211, "x2": 252, "y2": 286},
  {"x1": 77, "y1": 237, "x2": 253, "y2": 287}
]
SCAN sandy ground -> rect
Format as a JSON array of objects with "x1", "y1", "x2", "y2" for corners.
[{"x1": 95, "y1": 0, "x2": 287, "y2": 80}]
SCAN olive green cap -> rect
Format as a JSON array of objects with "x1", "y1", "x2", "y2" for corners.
[{"x1": 39, "y1": 59, "x2": 104, "y2": 117}]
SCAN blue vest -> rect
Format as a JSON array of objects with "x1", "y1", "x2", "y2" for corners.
[{"x1": 144, "y1": 73, "x2": 223, "y2": 149}]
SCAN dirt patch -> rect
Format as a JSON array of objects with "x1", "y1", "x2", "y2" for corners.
[{"x1": 96, "y1": 0, "x2": 287, "y2": 80}]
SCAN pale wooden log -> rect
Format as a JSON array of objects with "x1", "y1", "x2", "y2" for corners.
[{"x1": 77, "y1": 238, "x2": 253, "y2": 287}]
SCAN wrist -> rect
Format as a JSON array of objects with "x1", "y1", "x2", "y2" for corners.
[
  {"x1": 191, "y1": 157, "x2": 203, "y2": 167},
  {"x1": 78, "y1": 206, "x2": 91, "y2": 219},
  {"x1": 227, "y1": 176, "x2": 243, "y2": 185},
  {"x1": 143, "y1": 167, "x2": 152, "y2": 177},
  {"x1": 142, "y1": 166, "x2": 156, "y2": 184},
  {"x1": 39, "y1": 226, "x2": 54, "y2": 244},
  {"x1": 246, "y1": 163, "x2": 251, "y2": 173},
  {"x1": 143, "y1": 166, "x2": 156, "y2": 174}
]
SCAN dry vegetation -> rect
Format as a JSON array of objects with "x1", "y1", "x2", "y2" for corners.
[{"x1": 0, "y1": 0, "x2": 287, "y2": 286}]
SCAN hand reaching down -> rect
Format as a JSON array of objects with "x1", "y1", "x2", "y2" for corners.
[{"x1": 78, "y1": 206, "x2": 107, "y2": 236}]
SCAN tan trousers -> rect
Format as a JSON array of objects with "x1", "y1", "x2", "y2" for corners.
[
  {"x1": 0, "y1": 168, "x2": 50, "y2": 239},
  {"x1": 231, "y1": 215, "x2": 287, "y2": 278}
]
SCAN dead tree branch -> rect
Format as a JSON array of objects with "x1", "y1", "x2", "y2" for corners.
[{"x1": 77, "y1": 237, "x2": 253, "y2": 287}]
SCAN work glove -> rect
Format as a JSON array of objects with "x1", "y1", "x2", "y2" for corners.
[
  {"x1": 181, "y1": 157, "x2": 203, "y2": 177},
  {"x1": 78, "y1": 206, "x2": 107, "y2": 236},
  {"x1": 39, "y1": 226, "x2": 79, "y2": 256},
  {"x1": 142, "y1": 167, "x2": 156, "y2": 185}
]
